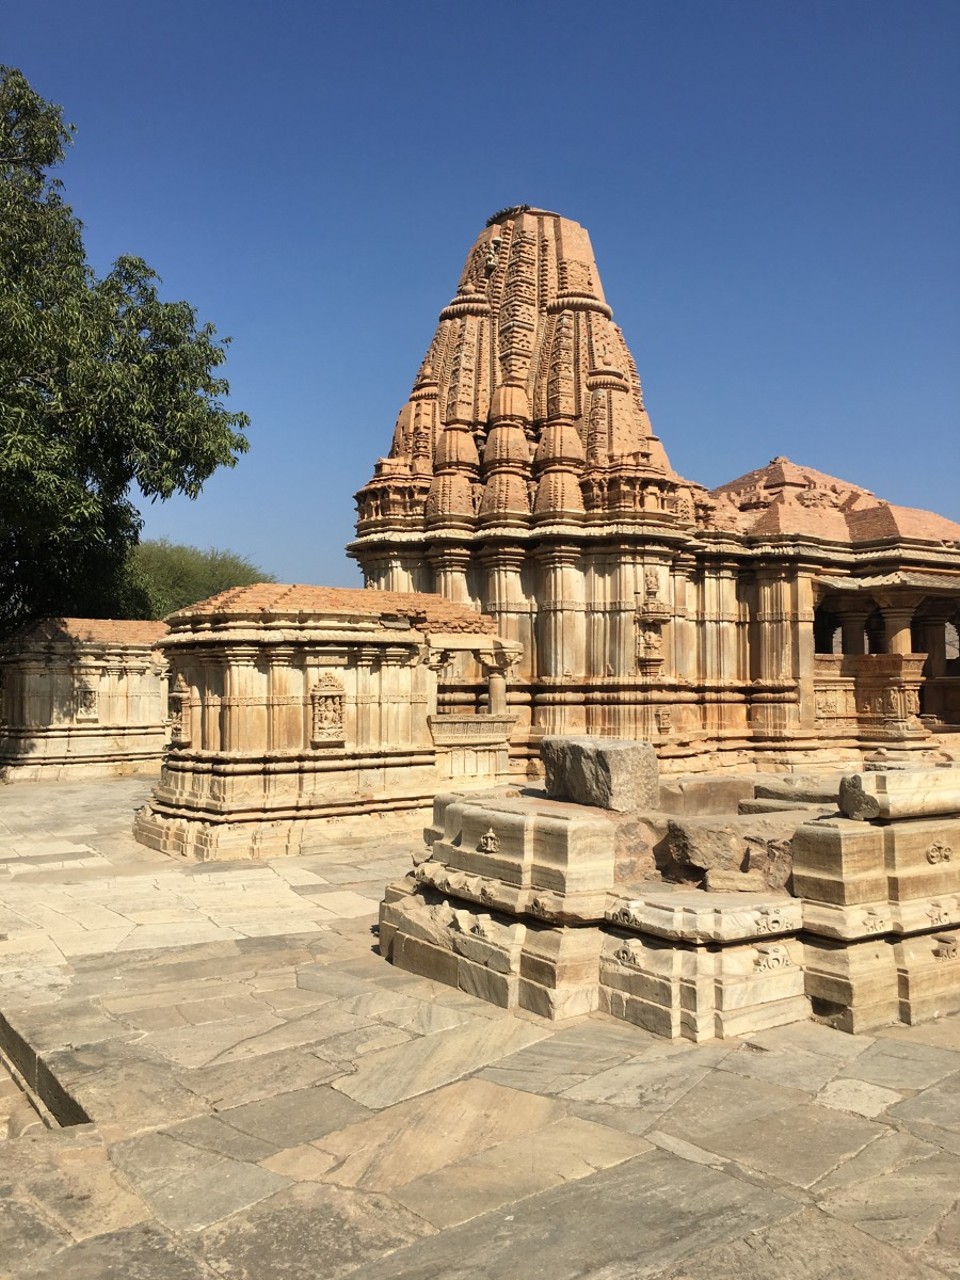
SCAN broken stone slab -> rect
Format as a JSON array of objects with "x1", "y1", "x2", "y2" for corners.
[
  {"x1": 738, "y1": 798, "x2": 835, "y2": 817},
  {"x1": 660, "y1": 813, "x2": 803, "y2": 889},
  {"x1": 540, "y1": 736, "x2": 658, "y2": 813},
  {"x1": 657, "y1": 774, "x2": 759, "y2": 817},
  {"x1": 754, "y1": 774, "x2": 847, "y2": 806},
  {"x1": 839, "y1": 767, "x2": 960, "y2": 822}
]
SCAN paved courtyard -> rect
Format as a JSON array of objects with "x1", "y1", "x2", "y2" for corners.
[{"x1": 0, "y1": 777, "x2": 958, "y2": 1279}]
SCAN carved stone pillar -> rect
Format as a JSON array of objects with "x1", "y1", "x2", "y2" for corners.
[
  {"x1": 882, "y1": 606, "x2": 917, "y2": 656},
  {"x1": 835, "y1": 602, "x2": 871, "y2": 656},
  {"x1": 671, "y1": 555, "x2": 698, "y2": 684},
  {"x1": 534, "y1": 543, "x2": 585, "y2": 734},
  {"x1": 428, "y1": 545, "x2": 473, "y2": 605},
  {"x1": 536, "y1": 544, "x2": 585, "y2": 679},
  {"x1": 598, "y1": 548, "x2": 633, "y2": 680},
  {"x1": 353, "y1": 645, "x2": 381, "y2": 750},
  {"x1": 480, "y1": 546, "x2": 530, "y2": 678},
  {"x1": 921, "y1": 618, "x2": 948, "y2": 679},
  {"x1": 223, "y1": 646, "x2": 261, "y2": 753},
  {"x1": 752, "y1": 566, "x2": 807, "y2": 737},
  {"x1": 200, "y1": 654, "x2": 224, "y2": 753},
  {"x1": 477, "y1": 647, "x2": 520, "y2": 718},
  {"x1": 267, "y1": 645, "x2": 299, "y2": 753}
]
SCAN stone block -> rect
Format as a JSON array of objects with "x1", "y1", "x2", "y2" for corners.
[
  {"x1": 423, "y1": 790, "x2": 616, "y2": 922},
  {"x1": 893, "y1": 928, "x2": 960, "y2": 1024},
  {"x1": 598, "y1": 932, "x2": 806, "y2": 1043},
  {"x1": 802, "y1": 937, "x2": 900, "y2": 1033},
  {"x1": 540, "y1": 736, "x2": 658, "y2": 812},
  {"x1": 791, "y1": 819, "x2": 886, "y2": 906},
  {"x1": 839, "y1": 767, "x2": 960, "y2": 822},
  {"x1": 880, "y1": 818, "x2": 960, "y2": 904},
  {"x1": 661, "y1": 813, "x2": 801, "y2": 886},
  {"x1": 657, "y1": 774, "x2": 758, "y2": 817},
  {"x1": 754, "y1": 774, "x2": 846, "y2": 805}
]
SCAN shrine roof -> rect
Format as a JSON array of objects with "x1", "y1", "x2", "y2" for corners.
[
  {"x1": 710, "y1": 457, "x2": 960, "y2": 546},
  {"x1": 9, "y1": 618, "x2": 168, "y2": 646},
  {"x1": 167, "y1": 584, "x2": 498, "y2": 634}
]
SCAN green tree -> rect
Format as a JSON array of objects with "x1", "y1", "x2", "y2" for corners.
[
  {"x1": 0, "y1": 67, "x2": 249, "y2": 637},
  {"x1": 130, "y1": 539, "x2": 275, "y2": 619}
]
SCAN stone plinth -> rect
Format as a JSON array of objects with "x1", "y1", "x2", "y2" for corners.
[
  {"x1": 382, "y1": 762, "x2": 960, "y2": 1040},
  {"x1": 382, "y1": 767, "x2": 809, "y2": 1042},
  {"x1": 600, "y1": 932, "x2": 807, "y2": 1043},
  {"x1": 0, "y1": 619, "x2": 168, "y2": 782},
  {"x1": 795, "y1": 768, "x2": 960, "y2": 1031},
  {"x1": 541, "y1": 736, "x2": 659, "y2": 812},
  {"x1": 134, "y1": 585, "x2": 518, "y2": 860}
]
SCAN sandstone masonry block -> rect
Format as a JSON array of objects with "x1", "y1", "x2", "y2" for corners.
[{"x1": 540, "y1": 737, "x2": 659, "y2": 813}]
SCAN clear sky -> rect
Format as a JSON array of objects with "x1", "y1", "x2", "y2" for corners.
[{"x1": 5, "y1": 0, "x2": 959, "y2": 586}]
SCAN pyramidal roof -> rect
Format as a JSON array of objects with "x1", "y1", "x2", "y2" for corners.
[
  {"x1": 354, "y1": 207, "x2": 702, "y2": 536},
  {"x1": 710, "y1": 457, "x2": 960, "y2": 545},
  {"x1": 166, "y1": 585, "x2": 497, "y2": 633}
]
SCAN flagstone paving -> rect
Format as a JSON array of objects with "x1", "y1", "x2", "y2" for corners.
[{"x1": 0, "y1": 777, "x2": 959, "y2": 1278}]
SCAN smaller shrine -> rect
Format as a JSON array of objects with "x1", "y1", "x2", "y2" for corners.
[
  {"x1": 134, "y1": 585, "x2": 519, "y2": 860},
  {"x1": 0, "y1": 618, "x2": 168, "y2": 782}
]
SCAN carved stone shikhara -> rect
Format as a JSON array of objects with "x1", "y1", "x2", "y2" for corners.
[
  {"x1": 0, "y1": 619, "x2": 168, "y2": 781},
  {"x1": 351, "y1": 206, "x2": 960, "y2": 771}
]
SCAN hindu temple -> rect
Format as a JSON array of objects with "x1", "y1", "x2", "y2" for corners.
[{"x1": 350, "y1": 205, "x2": 960, "y2": 775}]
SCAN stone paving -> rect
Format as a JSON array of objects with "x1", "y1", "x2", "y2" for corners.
[{"x1": 0, "y1": 778, "x2": 958, "y2": 1279}]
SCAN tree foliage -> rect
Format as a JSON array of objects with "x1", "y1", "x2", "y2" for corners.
[
  {"x1": 130, "y1": 539, "x2": 275, "y2": 619},
  {"x1": 0, "y1": 67, "x2": 249, "y2": 636}
]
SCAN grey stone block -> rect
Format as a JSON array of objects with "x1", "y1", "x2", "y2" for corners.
[{"x1": 540, "y1": 736, "x2": 659, "y2": 812}]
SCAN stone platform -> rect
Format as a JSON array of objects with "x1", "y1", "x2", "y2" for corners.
[
  {"x1": 381, "y1": 750, "x2": 960, "y2": 1045},
  {"x1": 2, "y1": 777, "x2": 960, "y2": 1279}
]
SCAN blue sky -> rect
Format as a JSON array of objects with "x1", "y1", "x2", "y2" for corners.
[{"x1": 5, "y1": 0, "x2": 959, "y2": 586}]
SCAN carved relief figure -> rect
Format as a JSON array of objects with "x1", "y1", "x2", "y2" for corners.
[
  {"x1": 310, "y1": 673, "x2": 345, "y2": 745},
  {"x1": 76, "y1": 673, "x2": 99, "y2": 722},
  {"x1": 168, "y1": 673, "x2": 192, "y2": 746}
]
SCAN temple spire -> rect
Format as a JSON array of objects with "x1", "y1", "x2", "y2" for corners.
[{"x1": 355, "y1": 208, "x2": 692, "y2": 533}]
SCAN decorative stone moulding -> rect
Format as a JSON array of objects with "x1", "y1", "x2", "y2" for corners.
[
  {"x1": 133, "y1": 585, "x2": 520, "y2": 861},
  {"x1": 0, "y1": 618, "x2": 169, "y2": 782}
]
